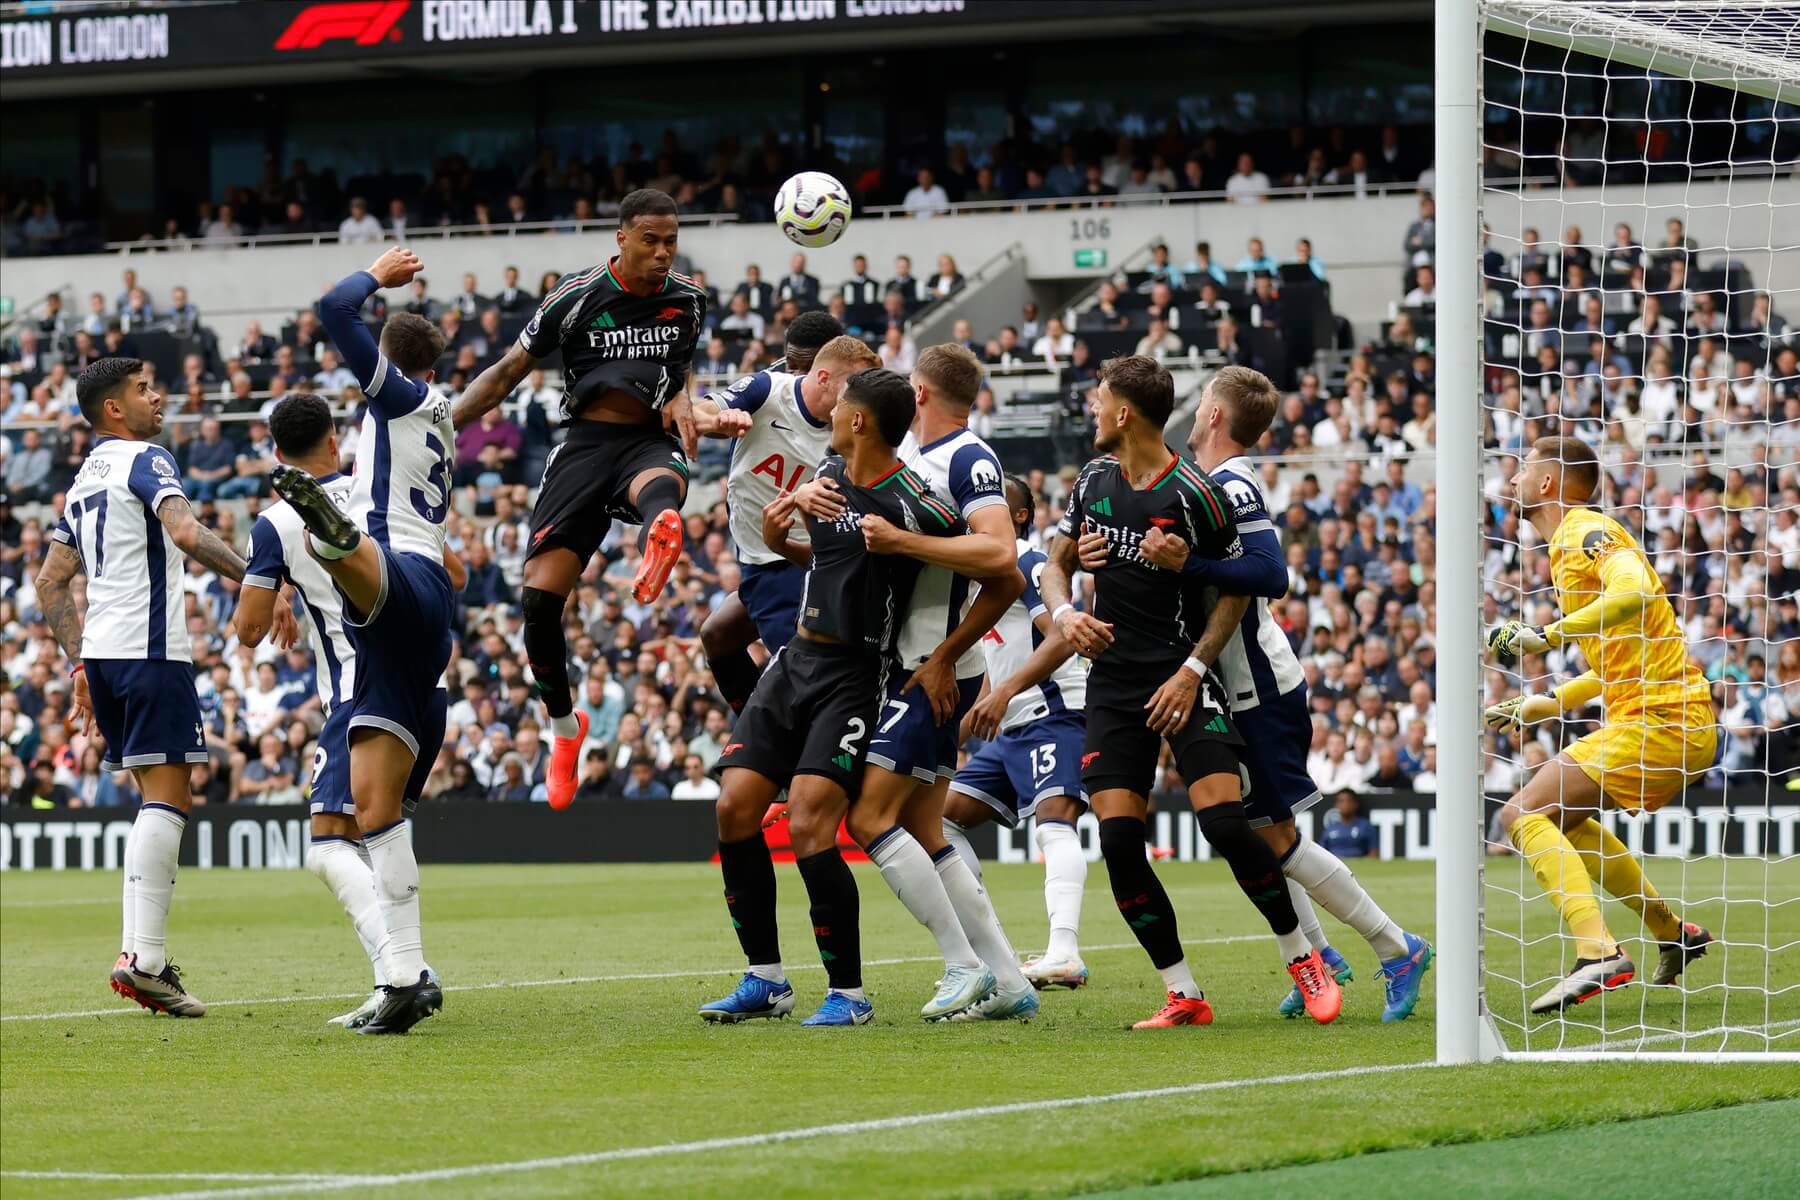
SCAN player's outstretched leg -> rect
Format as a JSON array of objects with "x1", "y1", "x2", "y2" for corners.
[
  {"x1": 1093, "y1": 804, "x2": 1210, "y2": 1028},
  {"x1": 1265, "y1": 823, "x2": 1429, "y2": 1022},
  {"x1": 628, "y1": 469, "x2": 686, "y2": 605},
  {"x1": 702, "y1": 768, "x2": 796, "y2": 1022},
  {"x1": 1502, "y1": 758, "x2": 1636, "y2": 1014},
  {"x1": 1565, "y1": 818, "x2": 1711, "y2": 985},
  {"x1": 109, "y1": 768, "x2": 205, "y2": 1017},
  {"x1": 1191, "y1": 780, "x2": 1339, "y2": 1025},
  {"x1": 352, "y1": 730, "x2": 442, "y2": 1035},
  {"x1": 849, "y1": 768, "x2": 991, "y2": 1018},
  {"x1": 909, "y1": 782, "x2": 1036, "y2": 1023},
  {"x1": 270, "y1": 464, "x2": 386, "y2": 616}
]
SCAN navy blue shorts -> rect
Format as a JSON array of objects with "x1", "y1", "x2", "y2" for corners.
[
  {"x1": 87, "y1": 659, "x2": 207, "y2": 774},
  {"x1": 310, "y1": 689, "x2": 447, "y2": 815},
  {"x1": 866, "y1": 671, "x2": 985, "y2": 785},
  {"x1": 739, "y1": 560, "x2": 805, "y2": 655},
  {"x1": 342, "y1": 547, "x2": 454, "y2": 764},
  {"x1": 948, "y1": 711, "x2": 1089, "y2": 829},
  {"x1": 1235, "y1": 688, "x2": 1323, "y2": 829}
]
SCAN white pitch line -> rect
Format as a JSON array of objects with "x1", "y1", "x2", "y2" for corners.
[
  {"x1": 0, "y1": 1171, "x2": 353, "y2": 1183},
  {"x1": 120, "y1": 1061, "x2": 1440, "y2": 1200},
  {"x1": 0, "y1": 934, "x2": 1275, "y2": 1023}
]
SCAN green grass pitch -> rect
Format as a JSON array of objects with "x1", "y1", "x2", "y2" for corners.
[{"x1": 3, "y1": 859, "x2": 1794, "y2": 1198}]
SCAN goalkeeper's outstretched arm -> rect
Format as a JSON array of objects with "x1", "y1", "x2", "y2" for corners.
[{"x1": 1488, "y1": 546, "x2": 1657, "y2": 661}]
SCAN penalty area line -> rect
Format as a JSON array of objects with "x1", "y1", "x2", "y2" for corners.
[
  {"x1": 119, "y1": 1061, "x2": 1440, "y2": 1200},
  {"x1": 0, "y1": 934, "x2": 1274, "y2": 1022}
]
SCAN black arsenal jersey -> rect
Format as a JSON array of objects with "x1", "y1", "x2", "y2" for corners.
[
  {"x1": 1056, "y1": 451, "x2": 1244, "y2": 673},
  {"x1": 519, "y1": 258, "x2": 708, "y2": 420},
  {"x1": 798, "y1": 457, "x2": 965, "y2": 655}
]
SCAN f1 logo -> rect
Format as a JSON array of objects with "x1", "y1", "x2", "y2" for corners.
[{"x1": 275, "y1": 0, "x2": 410, "y2": 50}]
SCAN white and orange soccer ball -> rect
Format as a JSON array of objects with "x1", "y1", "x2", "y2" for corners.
[{"x1": 773, "y1": 171, "x2": 852, "y2": 248}]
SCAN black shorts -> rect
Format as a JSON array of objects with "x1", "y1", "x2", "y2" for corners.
[
  {"x1": 714, "y1": 637, "x2": 883, "y2": 800},
  {"x1": 1081, "y1": 663, "x2": 1244, "y2": 798},
  {"x1": 526, "y1": 420, "x2": 690, "y2": 564}
]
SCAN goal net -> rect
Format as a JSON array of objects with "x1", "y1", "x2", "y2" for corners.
[{"x1": 1463, "y1": 0, "x2": 1798, "y2": 1060}]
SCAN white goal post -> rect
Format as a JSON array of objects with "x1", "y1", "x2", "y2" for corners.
[{"x1": 1435, "y1": 0, "x2": 1800, "y2": 1065}]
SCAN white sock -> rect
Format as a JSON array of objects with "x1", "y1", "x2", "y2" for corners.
[
  {"x1": 308, "y1": 836, "x2": 390, "y2": 988},
  {"x1": 748, "y1": 962, "x2": 786, "y2": 984},
  {"x1": 120, "y1": 815, "x2": 140, "y2": 955},
  {"x1": 1289, "y1": 877, "x2": 1330, "y2": 952},
  {"x1": 1283, "y1": 835, "x2": 1408, "y2": 959},
  {"x1": 1035, "y1": 820, "x2": 1086, "y2": 961},
  {"x1": 130, "y1": 804, "x2": 186, "y2": 976},
  {"x1": 1158, "y1": 957, "x2": 1200, "y2": 998},
  {"x1": 934, "y1": 849, "x2": 1030, "y2": 992},
  {"x1": 306, "y1": 531, "x2": 354, "y2": 560},
  {"x1": 365, "y1": 820, "x2": 426, "y2": 984},
  {"x1": 829, "y1": 986, "x2": 867, "y2": 1002},
  {"x1": 941, "y1": 818, "x2": 982, "y2": 882},
  {"x1": 868, "y1": 827, "x2": 979, "y2": 969},
  {"x1": 1275, "y1": 926, "x2": 1314, "y2": 962},
  {"x1": 550, "y1": 711, "x2": 579, "y2": 739}
]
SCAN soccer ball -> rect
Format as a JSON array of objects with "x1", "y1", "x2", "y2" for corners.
[{"x1": 774, "y1": 171, "x2": 852, "y2": 248}]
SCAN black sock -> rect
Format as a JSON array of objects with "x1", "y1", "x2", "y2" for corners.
[
  {"x1": 1195, "y1": 801, "x2": 1299, "y2": 936},
  {"x1": 718, "y1": 833, "x2": 781, "y2": 969},
  {"x1": 1098, "y1": 817, "x2": 1184, "y2": 969},
  {"x1": 521, "y1": 586, "x2": 573, "y2": 720},
  {"x1": 795, "y1": 847, "x2": 861, "y2": 990},
  {"x1": 634, "y1": 474, "x2": 685, "y2": 552},
  {"x1": 711, "y1": 648, "x2": 761, "y2": 714}
]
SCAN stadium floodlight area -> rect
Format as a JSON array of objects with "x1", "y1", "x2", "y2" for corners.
[{"x1": 1436, "y1": 0, "x2": 1799, "y2": 1065}]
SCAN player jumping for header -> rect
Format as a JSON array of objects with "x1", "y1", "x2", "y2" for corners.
[{"x1": 452, "y1": 190, "x2": 709, "y2": 810}]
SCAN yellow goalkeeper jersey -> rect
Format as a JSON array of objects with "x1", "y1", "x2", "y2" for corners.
[{"x1": 1548, "y1": 507, "x2": 1711, "y2": 717}]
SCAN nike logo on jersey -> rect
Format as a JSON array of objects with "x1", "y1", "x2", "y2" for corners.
[{"x1": 770, "y1": 420, "x2": 793, "y2": 432}]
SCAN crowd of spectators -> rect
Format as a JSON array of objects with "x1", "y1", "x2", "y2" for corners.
[
  {"x1": 3, "y1": 122, "x2": 1437, "y2": 255},
  {"x1": 2, "y1": 200, "x2": 1795, "y2": 817}
]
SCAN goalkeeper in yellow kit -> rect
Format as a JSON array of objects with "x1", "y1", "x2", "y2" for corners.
[{"x1": 1486, "y1": 437, "x2": 1717, "y2": 1015}]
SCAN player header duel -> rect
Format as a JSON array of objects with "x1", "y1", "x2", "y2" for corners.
[
  {"x1": 1487, "y1": 435, "x2": 1717, "y2": 1014},
  {"x1": 453, "y1": 189, "x2": 709, "y2": 810}
]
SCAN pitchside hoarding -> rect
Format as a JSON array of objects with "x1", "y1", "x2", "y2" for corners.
[{"x1": 1, "y1": 792, "x2": 1792, "y2": 870}]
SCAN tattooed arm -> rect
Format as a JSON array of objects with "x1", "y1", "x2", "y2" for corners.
[
  {"x1": 157, "y1": 494, "x2": 248, "y2": 581},
  {"x1": 36, "y1": 540, "x2": 95, "y2": 734}
]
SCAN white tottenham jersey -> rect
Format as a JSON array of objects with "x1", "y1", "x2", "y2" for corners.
[
  {"x1": 243, "y1": 474, "x2": 357, "y2": 711},
  {"x1": 893, "y1": 426, "x2": 1008, "y2": 678},
  {"x1": 346, "y1": 354, "x2": 455, "y2": 560},
  {"x1": 983, "y1": 539, "x2": 1088, "y2": 732},
  {"x1": 711, "y1": 368, "x2": 834, "y2": 566},
  {"x1": 1210, "y1": 454, "x2": 1307, "y2": 711},
  {"x1": 52, "y1": 437, "x2": 191, "y2": 662}
]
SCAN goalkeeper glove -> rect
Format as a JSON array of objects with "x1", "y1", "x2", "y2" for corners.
[
  {"x1": 1486, "y1": 620, "x2": 1550, "y2": 663},
  {"x1": 1482, "y1": 693, "x2": 1560, "y2": 732}
]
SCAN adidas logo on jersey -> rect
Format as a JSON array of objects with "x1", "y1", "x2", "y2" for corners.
[
  {"x1": 1202, "y1": 715, "x2": 1229, "y2": 734},
  {"x1": 1091, "y1": 496, "x2": 1114, "y2": 517},
  {"x1": 832, "y1": 752, "x2": 854, "y2": 771},
  {"x1": 589, "y1": 311, "x2": 617, "y2": 330}
]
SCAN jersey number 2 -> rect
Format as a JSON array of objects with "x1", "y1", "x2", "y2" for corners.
[{"x1": 410, "y1": 431, "x2": 451, "y2": 524}]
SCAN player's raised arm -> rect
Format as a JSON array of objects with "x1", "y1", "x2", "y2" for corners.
[{"x1": 319, "y1": 248, "x2": 424, "y2": 416}]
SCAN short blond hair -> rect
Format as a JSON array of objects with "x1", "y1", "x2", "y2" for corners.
[
  {"x1": 815, "y1": 334, "x2": 879, "y2": 372},
  {"x1": 1210, "y1": 365, "x2": 1281, "y2": 446},
  {"x1": 914, "y1": 342, "x2": 983, "y2": 408}
]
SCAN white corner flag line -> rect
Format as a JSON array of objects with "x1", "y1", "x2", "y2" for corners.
[{"x1": 89, "y1": 1061, "x2": 1436, "y2": 1200}]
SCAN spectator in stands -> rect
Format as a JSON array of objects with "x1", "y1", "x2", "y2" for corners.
[
  {"x1": 1083, "y1": 281, "x2": 1130, "y2": 332},
  {"x1": 903, "y1": 167, "x2": 951, "y2": 217},
  {"x1": 1325, "y1": 149, "x2": 1379, "y2": 199},
  {"x1": 120, "y1": 288, "x2": 155, "y2": 332},
  {"x1": 503, "y1": 192, "x2": 534, "y2": 229},
  {"x1": 697, "y1": 336, "x2": 732, "y2": 377},
  {"x1": 1404, "y1": 193, "x2": 1436, "y2": 267},
  {"x1": 670, "y1": 753, "x2": 721, "y2": 801},
  {"x1": 841, "y1": 254, "x2": 881, "y2": 318},
  {"x1": 221, "y1": 418, "x2": 276, "y2": 499},
  {"x1": 236, "y1": 319, "x2": 276, "y2": 361},
  {"x1": 1290, "y1": 237, "x2": 1327, "y2": 281},
  {"x1": 455, "y1": 404, "x2": 522, "y2": 487},
  {"x1": 1402, "y1": 265, "x2": 1437, "y2": 307},
  {"x1": 166, "y1": 285, "x2": 201, "y2": 335},
  {"x1": 1225, "y1": 152, "x2": 1271, "y2": 204},
  {"x1": 718, "y1": 293, "x2": 766, "y2": 341},
  {"x1": 886, "y1": 255, "x2": 927, "y2": 313},
  {"x1": 180, "y1": 417, "x2": 237, "y2": 501},
  {"x1": 312, "y1": 347, "x2": 357, "y2": 393},
  {"x1": 401, "y1": 278, "x2": 438, "y2": 319},
  {"x1": 735, "y1": 265, "x2": 774, "y2": 317},
  {"x1": 1032, "y1": 317, "x2": 1075, "y2": 364},
  {"x1": 985, "y1": 326, "x2": 1025, "y2": 367},
  {"x1": 1117, "y1": 161, "x2": 1162, "y2": 196},
  {"x1": 338, "y1": 196, "x2": 384, "y2": 244},
  {"x1": 1235, "y1": 237, "x2": 1276, "y2": 276},
  {"x1": 20, "y1": 202, "x2": 62, "y2": 253},
  {"x1": 494, "y1": 266, "x2": 535, "y2": 316},
  {"x1": 452, "y1": 273, "x2": 487, "y2": 319},
  {"x1": 778, "y1": 252, "x2": 819, "y2": 310},
  {"x1": 926, "y1": 254, "x2": 965, "y2": 301},
  {"x1": 1249, "y1": 275, "x2": 1283, "y2": 327},
  {"x1": 1319, "y1": 791, "x2": 1376, "y2": 857},
  {"x1": 1195, "y1": 279, "x2": 1231, "y2": 321},
  {"x1": 1121, "y1": 315, "x2": 1172, "y2": 360},
  {"x1": 3, "y1": 429, "x2": 52, "y2": 503},
  {"x1": 879, "y1": 323, "x2": 917, "y2": 373},
  {"x1": 1138, "y1": 242, "x2": 1186, "y2": 291}
]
